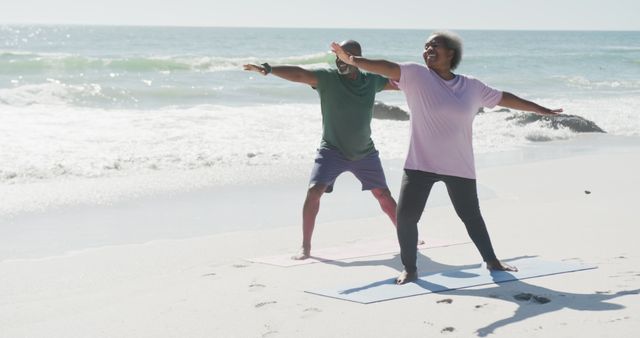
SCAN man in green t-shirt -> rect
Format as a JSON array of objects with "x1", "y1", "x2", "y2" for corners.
[{"x1": 244, "y1": 40, "x2": 399, "y2": 260}]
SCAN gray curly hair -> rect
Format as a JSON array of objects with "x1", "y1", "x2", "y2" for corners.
[{"x1": 428, "y1": 31, "x2": 463, "y2": 70}]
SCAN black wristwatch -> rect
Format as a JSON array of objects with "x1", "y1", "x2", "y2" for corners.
[{"x1": 261, "y1": 63, "x2": 272, "y2": 75}]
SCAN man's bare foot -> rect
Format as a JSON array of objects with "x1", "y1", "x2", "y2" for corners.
[
  {"x1": 291, "y1": 247, "x2": 310, "y2": 260},
  {"x1": 486, "y1": 259, "x2": 518, "y2": 272},
  {"x1": 396, "y1": 270, "x2": 418, "y2": 285}
]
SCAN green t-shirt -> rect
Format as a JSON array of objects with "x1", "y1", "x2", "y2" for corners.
[{"x1": 311, "y1": 68, "x2": 388, "y2": 160}]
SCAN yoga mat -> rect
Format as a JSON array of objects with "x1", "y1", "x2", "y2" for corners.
[
  {"x1": 247, "y1": 238, "x2": 469, "y2": 267},
  {"x1": 305, "y1": 257, "x2": 597, "y2": 304}
]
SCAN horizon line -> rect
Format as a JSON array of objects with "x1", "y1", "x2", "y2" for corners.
[{"x1": 1, "y1": 22, "x2": 639, "y2": 32}]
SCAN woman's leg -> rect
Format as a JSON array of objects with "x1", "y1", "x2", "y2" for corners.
[
  {"x1": 396, "y1": 169, "x2": 436, "y2": 275},
  {"x1": 443, "y1": 175, "x2": 498, "y2": 262}
]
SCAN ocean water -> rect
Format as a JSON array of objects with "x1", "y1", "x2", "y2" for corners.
[{"x1": 1, "y1": 26, "x2": 640, "y2": 215}]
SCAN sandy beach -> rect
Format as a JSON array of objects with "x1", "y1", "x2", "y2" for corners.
[{"x1": 1, "y1": 135, "x2": 639, "y2": 337}]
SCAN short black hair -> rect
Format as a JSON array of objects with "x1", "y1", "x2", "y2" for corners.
[{"x1": 340, "y1": 40, "x2": 362, "y2": 56}]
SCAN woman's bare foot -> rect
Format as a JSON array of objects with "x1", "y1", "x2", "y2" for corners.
[
  {"x1": 291, "y1": 246, "x2": 311, "y2": 260},
  {"x1": 396, "y1": 270, "x2": 418, "y2": 285},
  {"x1": 486, "y1": 259, "x2": 518, "y2": 272}
]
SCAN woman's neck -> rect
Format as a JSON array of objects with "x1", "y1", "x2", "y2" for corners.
[{"x1": 433, "y1": 67, "x2": 455, "y2": 81}]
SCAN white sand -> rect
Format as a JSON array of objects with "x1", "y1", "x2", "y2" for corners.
[{"x1": 1, "y1": 139, "x2": 639, "y2": 337}]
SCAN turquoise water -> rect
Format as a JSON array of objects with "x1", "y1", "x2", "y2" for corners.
[
  {"x1": 1, "y1": 26, "x2": 639, "y2": 206},
  {"x1": 2, "y1": 26, "x2": 639, "y2": 107}
]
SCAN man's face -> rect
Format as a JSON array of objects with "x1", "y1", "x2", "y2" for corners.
[
  {"x1": 335, "y1": 43, "x2": 360, "y2": 75},
  {"x1": 335, "y1": 57, "x2": 356, "y2": 75}
]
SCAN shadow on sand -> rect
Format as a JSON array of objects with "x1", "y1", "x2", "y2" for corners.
[{"x1": 320, "y1": 252, "x2": 639, "y2": 337}]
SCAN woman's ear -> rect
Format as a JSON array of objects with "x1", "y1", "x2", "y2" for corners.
[{"x1": 447, "y1": 48, "x2": 455, "y2": 61}]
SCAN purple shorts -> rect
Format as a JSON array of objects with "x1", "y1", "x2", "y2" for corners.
[{"x1": 309, "y1": 148, "x2": 389, "y2": 193}]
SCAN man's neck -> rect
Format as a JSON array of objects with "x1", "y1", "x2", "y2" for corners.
[{"x1": 341, "y1": 70, "x2": 360, "y2": 80}]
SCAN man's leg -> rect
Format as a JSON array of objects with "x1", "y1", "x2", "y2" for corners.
[
  {"x1": 292, "y1": 183, "x2": 328, "y2": 260},
  {"x1": 294, "y1": 184, "x2": 328, "y2": 259},
  {"x1": 351, "y1": 151, "x2": 397, "y2": 227},
  {"x1": 395, "y1": 170, "x2": 436, "y2": 284},
  {"x1": 371, "y1": 188, "x2": 397, "y2": 226},
  {"x1": 371, "y1": 188, "x2": 426, "y2": 246},
  {"x1": 443, "y1": 175, "x2": 517, "y2": 272},
  {"x1": 292, "y1": 148, "x2": 344, "y2": 260}
]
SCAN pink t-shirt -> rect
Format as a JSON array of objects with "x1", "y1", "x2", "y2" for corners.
[{"x1": 398, "y1": 63, "x2": 503, "y2": 179}]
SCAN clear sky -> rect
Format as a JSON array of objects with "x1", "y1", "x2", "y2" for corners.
[{"x1": 2, "y1": 0, "x2": 639, "y2": 31}]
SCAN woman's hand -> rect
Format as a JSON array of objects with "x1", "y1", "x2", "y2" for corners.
[
  {"x1": 330, "y1": 42, "x2": 356, "y2": 66},
  {"x1": 537, "y1": 107, "x2": 564, "y2": 116}
]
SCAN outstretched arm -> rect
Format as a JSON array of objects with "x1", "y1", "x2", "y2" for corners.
[
  {"x1": 330, "y1": 42, "x2": 401, "y2": 81},
  {"x1": 498, "y1": 92, "x2": 563, "y2": 116},
  {"x1": 243, "y1": 64, "x2": 318, "y2": 87}
]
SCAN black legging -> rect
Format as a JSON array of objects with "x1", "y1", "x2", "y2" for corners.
[{"x1": 397, "y1": 169, "x2": 498, "y2": 273}]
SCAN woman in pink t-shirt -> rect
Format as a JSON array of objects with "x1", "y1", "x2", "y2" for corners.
[{"x1": 332, "y1": 31, "x2": 562, "y2": 285}]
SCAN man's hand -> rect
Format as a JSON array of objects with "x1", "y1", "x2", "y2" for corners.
[{"x1": 243, "y1": 64, "x2": 268, "y2": 75}]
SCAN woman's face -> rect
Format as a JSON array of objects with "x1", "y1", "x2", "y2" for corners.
[{"x1": 422, "y1": 36, "x2": 454, "y2": 70}]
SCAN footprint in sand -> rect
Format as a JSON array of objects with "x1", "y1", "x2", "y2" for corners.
[
  {"x1": 233, "y1": 264, "x2": 249, "y2": 268},
  {"x1": 609, "y1": 271, "x2": 640, "y2": 280},
  {"x1": 250, "y1": 283, "x2": 266, "y2": 289},
  {"x1": 262, "y1": 325, "x2": 278, "y2": 338},
  {"x1": 262, "y1": 330, "x2": 278, "y2": 338},
  {"x1": 201, "y1": 272, "x2": 216, "y2": 277},
  {"x1": 301, "y1": 307, "x2": 322, "y2": 318},
  {"x1": 532, "y1": 296, "x2": 551, "y2": 304},
  {"x1": 436, "y1": 298, "x2": 453, "y2": 304},
  {"x1": 255, "y1": 301, "x2": 277, "y2": 308},
  {"x1": 249, "y1": 283, "x2": 266, "y2": 292},
  {"x1": 513, "y1": 292, "x2": 551, "y2": 304},
  {"x1": 514, "y1": 293, "x2": 533, "y2": 301},
  {"x1": 608, "y1": 316, "x2": 631, "y2": 323},
  {"x1": 474, "y1": 303, "x2": 488, "y2": 309},
  {"x1": 441, "y1": 326, "x2": 455, "y2": 333}
]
